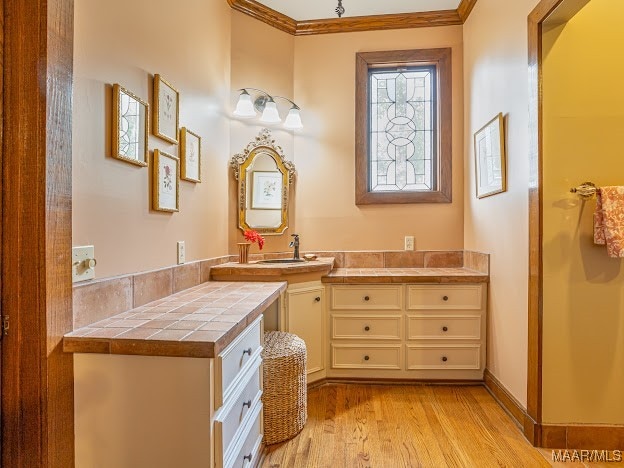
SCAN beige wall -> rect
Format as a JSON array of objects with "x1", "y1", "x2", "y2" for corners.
[
  {"x1": 73, "y1": 0, "x2": 231, "y2": 278},
  {"x1": 542, "y1": 0, "x2": 624, "y2": 424},
  {"x1": 292, "y1": 27, "x2": 465, "y2": 252},
  {"x1": 463, "y1": 0, "x2": 540, "y2": 407},
  {"x1": 229, "y1": 12, "x2": 296, "y2": 254}
]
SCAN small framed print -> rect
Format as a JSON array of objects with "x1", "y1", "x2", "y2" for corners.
[
  {"x1": 251, "y1": 171, "x2": 283, "y2": 210},
  {"x1": 180, "y1": 127, "x2": 201, "y2": 183},
  {"x1": 153, "y1": 74, "x2": 180, "y2": 144},
  {"x1": 112, "y1": 84, "x2": 149, "y2": 166},
  {"x1": 153, "y1": 149, "x2": 179, "y2": 212},
  {"x1": 474, "y1": 113, "x2": 507, "y2": 199}
]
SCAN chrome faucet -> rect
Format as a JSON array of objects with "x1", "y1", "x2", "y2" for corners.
[{"x1": 289, "y1": 234, "x2": 300, "y2": 260}]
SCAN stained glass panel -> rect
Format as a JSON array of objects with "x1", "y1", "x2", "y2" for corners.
[
  {"x1": 369, "y1": 66, "x2": 437, "y2": 192},
  {"x1": 119, "y1": 92, "x2": 142, "y2": 159}
]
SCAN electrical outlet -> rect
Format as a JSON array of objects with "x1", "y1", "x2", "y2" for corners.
[
  {"x1": 177, "y1": 241, "x2": 186, "y2": 264},
  {"x1": 404, "y1": 236, "x2": 415, "y2": 251},
  {"x1": 72, "y1": 245, "x2": 97, "y2": 283}
]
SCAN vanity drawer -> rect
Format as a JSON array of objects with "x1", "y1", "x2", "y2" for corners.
[
  {"x1": 214, "y1": 357, "x2": 262, "y2": 464},
  {"x1": 332, "y1": 315, "x2": 402, "y2": 340},
  {"x1": 407, "y1": 315, "x2": 481, "y2": 340},
  {"x1": 407, "y1": 285, "x2": 482, "y2": 310},
  {"x1": 406, "y1": 345, "x2": 481, "y2": 370},
  {"x1": 216, "y1": 316, "x2": 263, "y2": 407},
  {"x1": 331, "y1": 285, "x2": 402, "y2": 310},
  {"x1": 331, "y1": 344, "x2": 401, "y2": 369},
  {"x1": 224, "y1": 399, "x2": 263, "y2": 468}
]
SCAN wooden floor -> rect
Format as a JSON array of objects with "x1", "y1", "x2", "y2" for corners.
[{"x1": 261, "y1": 384, "x2": 607, "y2": 468}]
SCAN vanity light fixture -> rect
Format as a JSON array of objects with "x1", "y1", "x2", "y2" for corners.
[
  {"x1": 259, "y1": 98, "x2": 281, "y2": 124},
  {"x1": 233, "y1": 88, "x2": 303, "y2": 130}
]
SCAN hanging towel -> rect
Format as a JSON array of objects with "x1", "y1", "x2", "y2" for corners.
[{"x1": 594, "y1": 186, "x2": 624, "y2": 258}]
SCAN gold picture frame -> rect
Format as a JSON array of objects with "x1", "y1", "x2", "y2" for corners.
[
  {"x1": 153, "y1": 74, "x2": 180, "y2": 144},
  {"x1": 180, "y1": 127, "x2": 201, "y2": 183},
  {"x1": 153, "y1": 149, "x2": 180, "y2": 212},
  {"x1": 112, "y1": 84, "x2": 149, "y2": 167},
  {"x1": 474, "y1": 113, "x2": 507, "y2": 199}
]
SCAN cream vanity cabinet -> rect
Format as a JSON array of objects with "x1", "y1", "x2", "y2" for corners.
[
  {"x1": 327, "y1": 284, "x2": 487, "y2": 380},
  {"x1": 282, "y1": 281, "x2": 326, "y2": 383},
  {"x1": 73, "y1": 316, "x2": 264, "y2": 468}
]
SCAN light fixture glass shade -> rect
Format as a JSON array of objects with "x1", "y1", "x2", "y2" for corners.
[
  {"x1": 284, "y1": 107, "x2": 303, "y2": 129},
  {"x1": 233, "y1": 91, "x2": 256, "y2": 118},
  {"x1": 259, "y1": 100, "x2": 281, "y2": 124}
]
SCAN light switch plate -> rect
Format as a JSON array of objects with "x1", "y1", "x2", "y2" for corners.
[
  {"x1": 177, "y1": 241, "x2": 186, "y2": 264},
  {"x1": 72, "y1": 245, "x2": 96, "y2": 283},
  {"x1": 404, "y1": 236, "x2": 415, "y2": 251}
]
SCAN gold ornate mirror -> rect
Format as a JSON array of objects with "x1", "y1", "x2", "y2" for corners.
[{"x1": 230, "y1": 129, "x2": 295, "y2": 235}]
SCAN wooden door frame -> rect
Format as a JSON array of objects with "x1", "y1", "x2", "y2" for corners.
[
  {"x1": 2, "y1": 0, "x2": 74, "y2": 466},
  {"x1": 526, "y1": 0, "x2": 570, "y2": 447}
]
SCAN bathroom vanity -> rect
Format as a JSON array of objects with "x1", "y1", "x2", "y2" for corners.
[
  {"x1": 323, "y1": 280, "x2": 487, "y2": 380},
  {"x1": 64, "y1": 281, "x2": 286, "y2": 468},
  {"x1": 211, "y1": 253, "x2": 489, "y2": 384}
]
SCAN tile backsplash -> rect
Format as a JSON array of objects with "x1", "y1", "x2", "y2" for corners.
[
  {"x1": 72, "y1": 256, "x2": 233, "y2": 329},
  {"x1": 72, "y1": 250, "x2": 489, "y2": 330}
]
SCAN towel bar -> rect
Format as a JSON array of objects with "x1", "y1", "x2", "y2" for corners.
[{"x1": 570, "y1": 182, "x2": 597, "y2": 199}]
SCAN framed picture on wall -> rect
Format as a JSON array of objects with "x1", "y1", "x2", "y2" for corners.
[
  {"x1": 112, "y1": 84, "x2": 149, "y2": 167},
  {"x1": 153, "y1": 149, "x2": 180, "y2": 212},
  {"x1": 180, "y1": 127, "x2": 201, "y2": 183},
  {"x1": 474, "y1": 113, "x2": 507, "y2": 198},
  {"x1": 153, "y1": 74, "x2": 180, "y2": 144},
  {"x1": 251, "y1": 171, "x2": 282, "y2": 210}
]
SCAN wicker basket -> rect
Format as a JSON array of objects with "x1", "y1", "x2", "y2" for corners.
[{"x1": 262, "y1": 331, "x2": 307, "y2": 445}]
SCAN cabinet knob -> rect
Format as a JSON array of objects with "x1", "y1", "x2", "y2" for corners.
[
  {"x1": 242, "y1": 347, "x2": 252, "y2": 356},
  {"x1": 442, "y1": 356, "x2": 448, "y2": 362},
  {"x1": 243, "y1": 453, "x2": 253, "y2": 462},
  {"x1": 442, "y1": 326, "x2": 448, "y2": 332},
  {"x1": 314, "y1": 296, "x2": 321, "y2": 302},
  {"x1": 364, "y1": 326, "x2": 370, "y2": 332},
  {"x1": 364, "y1": 355, "x2": 370, "y2": 361},
  {"x1": 243, "y1": 400, "x2": 252, "y2": 409},
  {"x1": 442, "y1": 296, "x2": 449, "y2": 301},
  {"x1": 364, "y1": 296, "x2": 370, "y2": 301}
]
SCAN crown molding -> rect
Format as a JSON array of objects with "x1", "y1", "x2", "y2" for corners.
[
  {"x1": 228, "y1": 0, "x2": 478, "y2": 36},
  {"x1": 296, "y1": 10, "x2": 462, "y2": 36},
  {"x1": 227, "y1": 0, "x2": 296, "y2": 35},
  {"x1": 457, "y1": 0, "x2": 478, "y2": 22}
]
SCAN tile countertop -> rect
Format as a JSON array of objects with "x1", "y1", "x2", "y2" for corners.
[
  {"x1": 210, "y1": 257, "x2": 334, "y2": 277},
  {"x1": 63, "y1": 281, "x2": 287, "y2": 358},
  {"x1": 322, "y1": 267, "x2": 489, "y2": 284}
]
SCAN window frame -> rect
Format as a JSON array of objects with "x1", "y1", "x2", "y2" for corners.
[{"x1": 355, "y1": 48, "x2": 452, "y2": 205}]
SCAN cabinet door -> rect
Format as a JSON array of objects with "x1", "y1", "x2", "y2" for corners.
[{"x1": 286, "y1": 286, "x2": 325, "y2": 376}]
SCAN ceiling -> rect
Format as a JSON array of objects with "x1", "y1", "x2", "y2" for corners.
[{"x1": 256, "y1": 0, "x2": 462, "y2": 21}]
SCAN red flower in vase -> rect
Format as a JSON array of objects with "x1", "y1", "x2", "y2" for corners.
[{"x1": 243, "y1": 229, "x2": 265, "y2": 250}]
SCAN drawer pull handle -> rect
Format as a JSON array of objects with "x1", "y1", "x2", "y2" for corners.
[
  {"x1": 243, "y1": 453, "x2": 253, "y2": 462},
  {"x1": 364, "y1": 296, "x2": 370, "y2": 301},
  {"x1": 442, "y1": 356, "x2": 448, "y2": 362},
  {"x1": 315, "y1": 296, "x2": 321, "y2": 302},
  {"x1": 364, "y1": 326, "x2": 370, "y2": 332},
  {"x1": 442, "y1": 296, "x2": 449, "y2": 301},
  {"x1": 243, "y1": 399, "x2": 252, "y2": 409},
  {"x1": 442, "y1": 326, "x2": 448, "y2": 332},
  {"x1": 364, "y1": 355, "x2": 370, "y2": 361},
  {"x1": 242, "y1": 347, "x2": 253, "y2": 356}
]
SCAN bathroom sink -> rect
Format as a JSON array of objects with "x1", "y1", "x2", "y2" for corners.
[{"x1": 258, "y1": 259, "x2": 306, "y2": 264}]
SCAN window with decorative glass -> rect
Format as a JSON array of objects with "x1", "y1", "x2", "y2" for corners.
[{"x1": 355, "y1": 48, "x2": 452, "y2": 204}]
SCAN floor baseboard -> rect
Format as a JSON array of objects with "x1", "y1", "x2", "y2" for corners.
[
  {"x1": 541, "y1": 424, "x2": 624, "y2": 450},
  {"x1": 483, "y1": 368, "x2": 528, "y2": 430},
  {"x1": 484, "y1": 369, "x2": 624, "y2": 450}
]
